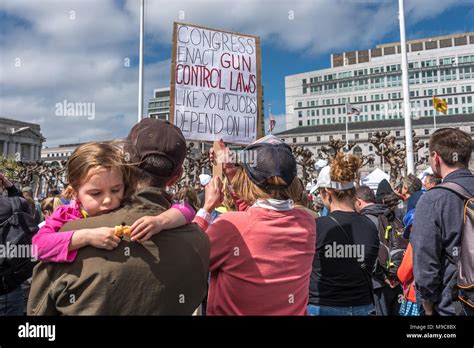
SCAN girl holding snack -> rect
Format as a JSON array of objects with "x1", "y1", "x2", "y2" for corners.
[{"x1": 32, "y1": 142, "x2": 195, "y2": 262}]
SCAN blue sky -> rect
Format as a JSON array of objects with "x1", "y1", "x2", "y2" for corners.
[{"x1": 1, "y1": 0, "x2": 473, "y2": 146}]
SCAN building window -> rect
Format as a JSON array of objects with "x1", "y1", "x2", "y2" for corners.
[
  {"x1": 424, "y1": 129, "x2": 429, "y2": 135},
  {"x1": 353, "y1": 146, "x2": 363, "y2": 156},
  {"x1": 293, "y1": 138, "x2": 297, "y2": 143},
  {"x1": 304, "y1": 137, "x2": 309, "y2": 142},
  {"x1": 396, "y1": 131, "x2": 400, "y2": 136},
  {"x1": 369, "y1": 145, "x2": 373, "y2": 151},
  {"x1": 342, "y1": 134, "x2": 346, "y2": 140},
  {"x1": 329, "y1": 135, "x2": 334, "y2": 140},
  {"x1": 355, "y1": 133, "x2": 359, "y2": 140},
  {"x1": 317, "y1": 136, "x2": 321, "y2": 142},
  {"x1": 298, "y1": 120, "x2": 303, "y2": 126}
]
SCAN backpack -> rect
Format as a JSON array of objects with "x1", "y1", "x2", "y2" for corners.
[
  {"x1": 433, "y1": 182, "x2": 474, "y2": 309},
  {"x1": 0, "y1": 197, "x2": 39, "y2": 295},
  {"x1": 377, "y1": 209, "x2": 409, "y2": 278}
]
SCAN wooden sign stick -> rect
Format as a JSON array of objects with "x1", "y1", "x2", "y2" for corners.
[{"x1": 212, "y1": 140, "x2": 225, "y2": 179}]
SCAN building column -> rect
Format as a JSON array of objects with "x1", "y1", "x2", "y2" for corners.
[
  {"x1": 4, "y1": 141, "x2": 9, "y2": 157},
  {"x1": 30, "y1": 144, "x2": 35, "y2": 161}
]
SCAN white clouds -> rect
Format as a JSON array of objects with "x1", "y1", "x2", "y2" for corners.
[
  {"x1": 0, "y1": 0, "x2": 467, "y2": 146},
  {"x1": 0, "y1": 0, "x2": 142, "y2": 146},
  {"x1": 133, "y1": 0, "x2": 461, "y2": 55},
  {"x1": 1, "y1": 0, "x2": 135, "y2": 48}
]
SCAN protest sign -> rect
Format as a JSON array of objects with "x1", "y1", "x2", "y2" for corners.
[{"x1": 170, "y1": 22, "x2": 262, "y2": 144}]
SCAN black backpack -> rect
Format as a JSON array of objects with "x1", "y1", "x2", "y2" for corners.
[
  {"x1": 377, "y1": 209, "x2": 409, "y2": 278},
  {"x1": 0, "y1": 197, "x2": 39, "y2": 295}
]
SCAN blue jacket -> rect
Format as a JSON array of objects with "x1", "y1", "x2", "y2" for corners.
[
  {"x1": 411, "y1": 168, "x2": 474, "y2": 315},
  {"x1": 406, "y1": 189, "x2": 423, "y2": 212}
]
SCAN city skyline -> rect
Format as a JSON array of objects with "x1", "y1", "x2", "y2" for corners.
[{"x1": 1, "y1": 0, "x2": 474, "y2": 147}]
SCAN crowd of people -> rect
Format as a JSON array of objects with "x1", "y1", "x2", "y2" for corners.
[{"x1": 0, "y1": 120, "x2": 472, "y2": 316}]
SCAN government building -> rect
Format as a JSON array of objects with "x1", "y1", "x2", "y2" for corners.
[
  {"x1": 0, "y1": 117, "x2": 45, "y2": 162},
  {"x1": 285, "y1": 32, "x2": 474, "y2": 130}
]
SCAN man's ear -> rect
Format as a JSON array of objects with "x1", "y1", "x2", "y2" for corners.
[{"x1": 432, "y1": 151, "x2": 441, "y2": 167}]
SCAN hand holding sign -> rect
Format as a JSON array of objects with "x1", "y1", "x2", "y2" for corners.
[{"x1": 210, "y1": 139, "x2": 239, "y2": 181}]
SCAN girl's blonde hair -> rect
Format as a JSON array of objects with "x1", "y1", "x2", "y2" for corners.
[
  {"x1": 62, "y1": 142, "x2": 133, "y2": 200},
  {"x1": 231, "y1": 167, "x2": 293, "y2": 205}
]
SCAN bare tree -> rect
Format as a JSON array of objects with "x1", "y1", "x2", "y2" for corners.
[
  {"x1": 370, "y1": 130, "x2": 425, "y2": 185},
  {"x1": 177, "y1": 142, "x2": 211, "y2": 189},
  {"x1": 318, "y1": 139, "x2": 356, "y2": 163},
  {"x1": 291, "y1": 145, "x2": 317, "y2": 186},
  {"x1": 0, "y1": 158, "x2": 68, "y2": 197}
]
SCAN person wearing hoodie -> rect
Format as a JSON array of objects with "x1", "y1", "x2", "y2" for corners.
[
  {"x1": 354, "y1": 185, "x2": 403, "y2": 316},
  {"x1": 412, "y1": 128, "x2": 474, "y2": 316},
  {"x1": 375, "y1": 179, "x2": 404, "y2": 221}
]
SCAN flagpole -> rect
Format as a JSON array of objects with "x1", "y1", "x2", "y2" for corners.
[
  {"x1": 399, "y1": 0, "x2": 415, "y2": 175},
  {"x1": 269, "y1": 103, "x2": 272, "y2": 135},
  {"x1": 434, "y1": 111, "x2": 437, "y2": 130},
  {"x1": 382, "y1": 143, "x2": 385, "y2": 173},
  {"x1": 137, "y1": 0, "x2": 145, "y2": 122},
  {"x1": 345, "y1": 113, "x2": 349, "y2": 150}
]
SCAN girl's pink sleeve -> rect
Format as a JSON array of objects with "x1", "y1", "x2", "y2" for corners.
[
  {"x1": 32, "y1": 205, "x2": 81, "y2": 263},
  {"x1": 171, "y1": 202, "x2": 196, "y2": 224}
]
